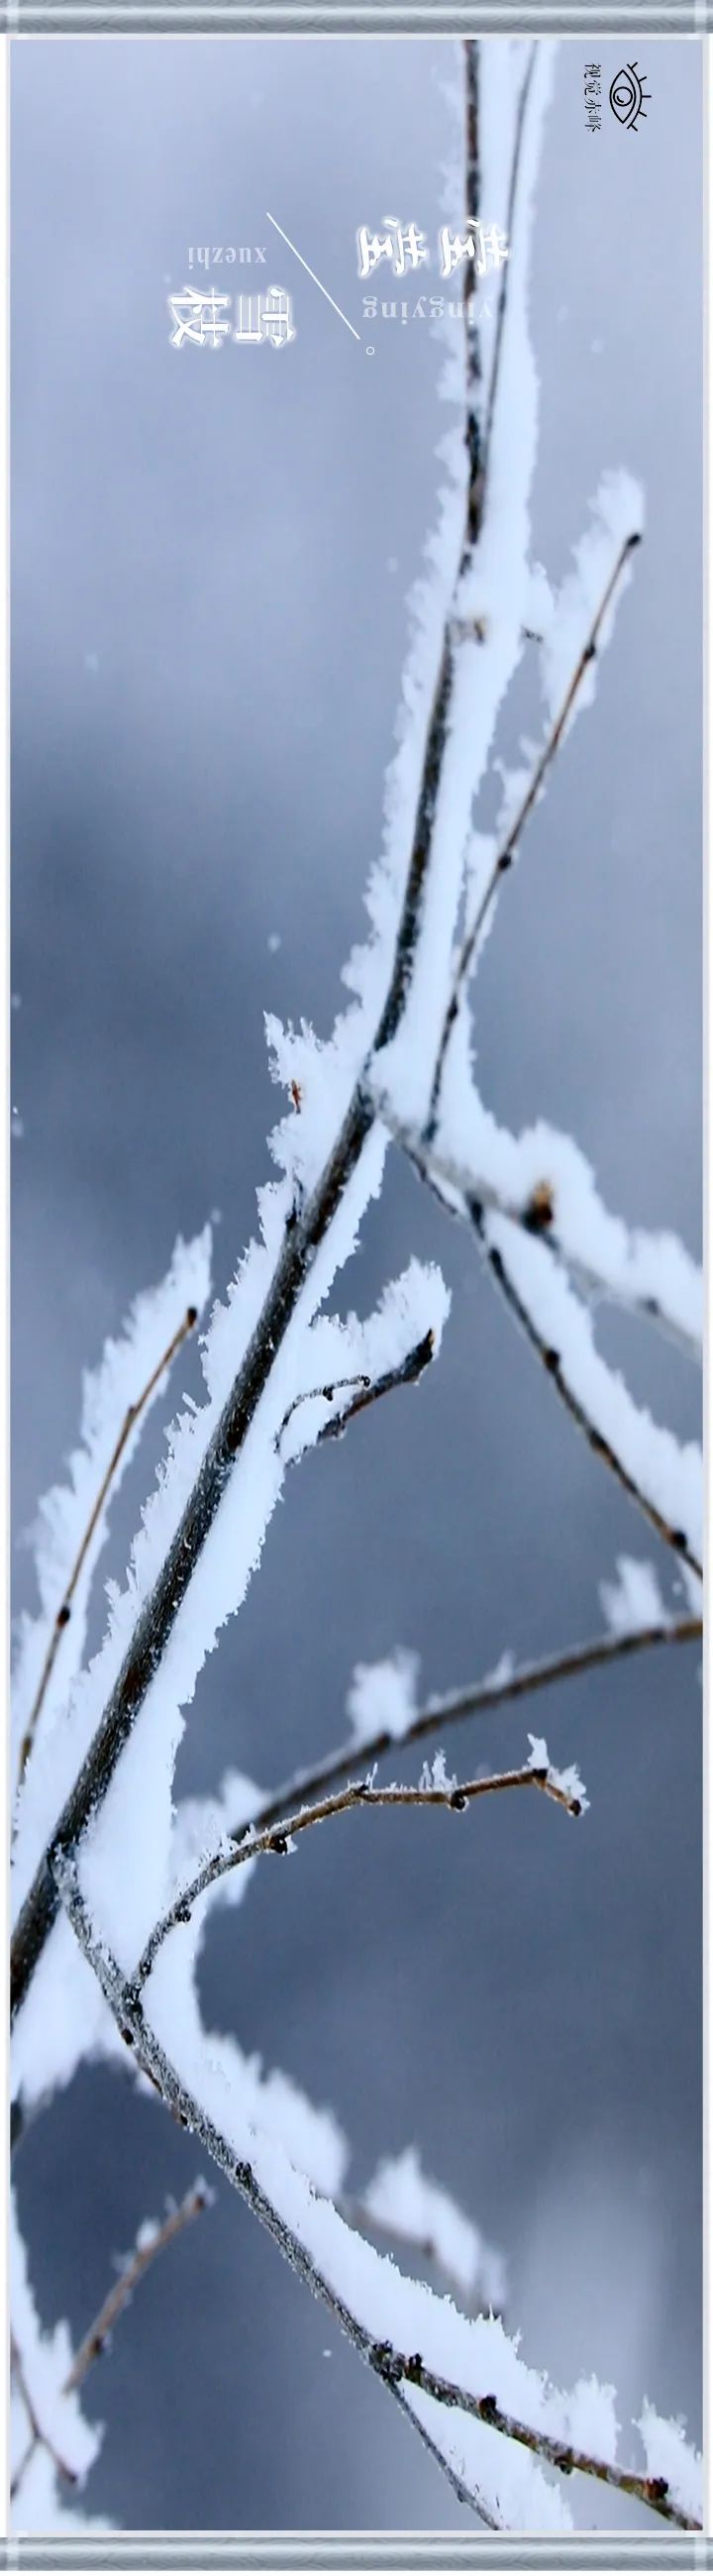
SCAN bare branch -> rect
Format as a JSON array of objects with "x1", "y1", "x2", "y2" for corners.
[
  {"x1": 427, "y1": 528, "x2": 641, "y2": 1133},
  {"x1": 16, "y1": 1303, "x2": 200, "y2": 1789},
  {"x1": 135, "y1": 1751, "x2": 581, "y2": 1989},
  {"x1": 315, "y1": 1330, "x2": 436, "y2": 1442},
  {"x1": 65, "y1": 2184, "x2": 210, "y2": 2394},
  {"x1": 11, "y1": 2186, "x2": 211, "y2": 2504}
]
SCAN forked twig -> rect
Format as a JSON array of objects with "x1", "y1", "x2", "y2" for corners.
[
  {"x1": 10, "y1": 2333, "x2": 78, "y2": 2501},
  {"x1": 276, "y1": 1330, "x2": 436, "y2": 1458},
  {"x1": 17, "y1": 1304, "x2": 200, "y2": 1786},
  {"x1": 135, "y1": 1755, "x2": 581, "y2": 1989},
  {"x1": 65, "y1": 2183, "x2": 210, "y2": 2393}
]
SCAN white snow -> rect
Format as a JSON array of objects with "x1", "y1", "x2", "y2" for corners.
[
  {"x1": 11, "y1": 1228, "x2": 213, "y2": 1788},
  {"x1": 526, "y1": 1735, "x2": 588, "y2": 1816},
  {"x1": 599, "y1": 1556, "x2": 668, "y2": 1639},
  {"x1": 361, "y1": 2144, "x2": 506, "y2": 2309},
  {"x1": 347, "y1": 1649, "x2": 420, "y2": 1747},
  {"x1": 636, "y1": 2403, "x2": 703, "y2": 2524},
  {"x1": 420, "y1": 1749, "x2": 458, "y2": 1794},
  {"x1": 539, "y1": 471, "x2": 645, "y2": 740}
]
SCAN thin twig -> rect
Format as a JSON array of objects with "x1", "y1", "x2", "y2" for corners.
[
  {"x1": 315, "y1": 1331, "x2": 436, "y2": 1442},
  {"x1": 276, "y1": 1330, "x2": 436, "y2": 1458},
  {"x1": 276, "y1": 1373, "x2": 370, "y2": 1451},
  {"x1": 427, "y1": 529, "x2": 642, "y2": 1133},
  {"x1": 215, "y1": 1612, "x2": 698, "y2": 1845},
  {"x1": 17, "y1": 1303, "x2": 200, "y2": 1788},
  {"x1": 10, "y1": 2333, "x2": 78, "y2": 2502},
  {"x1": 11, "y1": 2186, "x2": 210, "y2": 2505},
  {"x1": 135, "y1": 1757, "x2": 580, "y2": 1990},
  {"x1": 66, "y1": 2184, "x2": 210, "y2": 2392}
]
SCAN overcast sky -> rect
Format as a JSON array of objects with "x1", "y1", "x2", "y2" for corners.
[{"x1": 11, "y1": 32, "x2": 702, "y2": 2536}]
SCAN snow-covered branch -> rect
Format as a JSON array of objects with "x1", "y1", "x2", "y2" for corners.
[
  {"x1": 12, "y1": 1233, "x2": 212, "y2": 1792},
  {"x1": 427, "y1": 521, "x2": 642, "y2": 1132},
  {"x1": 54, "y1": 1853, "x2": 702, "y2": 2538},
  {"x1": 381, "y1": 1098, "x2": 703, "y2": 1361}
]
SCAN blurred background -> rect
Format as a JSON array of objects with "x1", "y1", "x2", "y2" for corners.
[{"x1": 11, "y1": 34, "x2": 702, "y2": 2534}]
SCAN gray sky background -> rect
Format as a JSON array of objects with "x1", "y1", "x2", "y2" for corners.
[{"x1": 11, "y1": 35, "x2": 702, "y2": 2536}]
